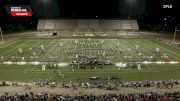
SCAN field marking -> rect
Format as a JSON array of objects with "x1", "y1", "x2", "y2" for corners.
[
  {"x1": 0, "y1": 39, "x2": 179, "y2": 82},
  {"x1": 57, "y1": 40, "x2": 66, "y2": 62},
  {"x1": 9, "y1": 41, "x2": 41, "y2": 62},
  {"x1": 23, "y1": 41, "x2": 43, "y2": 73},
  {"x1": 22, "y1": 39, "x2": 177, "y2": 74},
  {"x1": 146, "y1": 64, "x2": 160, "y2": 72},
  {"x1": 14, "y1": 40, "x2": 49, "y2": 73},
  {"x1": 0, "y1": 40, "x2": 21, "y2": 48},
  {"x1": 117, "y1": 39, "x2": 136, "y2": 61},
  {"x1": 0, "y1": 40, "x2": 39, "y2": 63},
  {"x1": 143, "y1": 40, "x2": 177, "y2": 62},
  {"x1": 126, "y1": 40, "x2": 158, "y2": 72},
  {"x1": 24, "y1": 40, "x2": 58, "y2": 73},
  {"x1": 136, "y1": 41, "x2": 160, "y2": 72},
  {"x1": 26, "y1": 69, "x2": 160, "y2": 74},
  {"x1": 137, "y1": 40, "x2": 163, "y2": 72},
  {"x1": 0, "y1": 65, "x2": 26, "y2": 67},
  {"x1": 145, "y1": 40, "x2": 180, "y2": 60},
  {"x1": 30, "y1": 40, "x2": 59, "y2": 72},
  {"x1": 142, "y1": 40, "x2": 170, "y2": 61},
  {"x1": 24, "y1": 66, "x2": 31, "y2": 73},
  {"x1": 25, "y1": 63, "x2": 160, "y2": 74},
  {"x1": 0, "y1": 40, "x2": 32, "y2": 56},
  {"x1": 146, "y1": 40, "x2": 180, "y2": 57}
]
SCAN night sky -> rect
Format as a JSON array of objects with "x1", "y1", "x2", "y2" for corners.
[{"x1": 0, "y1": 0, "x2": 179, "y2": 30}]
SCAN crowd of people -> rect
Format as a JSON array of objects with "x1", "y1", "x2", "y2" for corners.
[
  {"x1": 34, "y1": 79, "x2": 179, "y2": 90},
  {"x1": 1, "y1": 79, "x2": 180, "y2": 90},
  {"x1": 0, "y1": 92, "x2": 180, "y2": 101}
]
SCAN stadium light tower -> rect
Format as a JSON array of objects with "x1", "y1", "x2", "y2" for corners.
[
  {"x1": 40, "y1": 0, "x2": 49, "y2": 31},
  {"x1": 129, "y1": 0, "x2": 132, "y2": 19},
  {"x1": 41, "y1": 0, "x2": 49, "y2": 18},
  {"x1": 44, "y1": 0, "x2": 47, "y2": 18},
  {"x1": 128, "y1": 0, "x2": 134, "y2": 19}
]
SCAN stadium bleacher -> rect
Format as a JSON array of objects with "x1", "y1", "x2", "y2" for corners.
[{"x1": 37, "y1": 19, "x2": 139, "y2": 36}]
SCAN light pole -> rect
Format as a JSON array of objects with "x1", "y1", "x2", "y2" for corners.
[
  {"x1": 43, "y1": 0, "x2": 47, "y2": 18},
  {"x1": 128, "y1": 0, "x2": 132, "y2": 19},
  {"x1": 128, "y1": 0, "x2": 135, "y2": 19},
  {"x1": 42, "y1": 0, "x2": 48, "y2": 33}
]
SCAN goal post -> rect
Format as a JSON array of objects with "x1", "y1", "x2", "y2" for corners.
[
  {"x1": 0, "y1": 27, "x2": 3, "y2": 42},
  {"x1": 173, "y1": 27, "x2": 179, "y2": 43}
]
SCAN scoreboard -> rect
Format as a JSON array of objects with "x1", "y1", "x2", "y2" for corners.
[{"x1": 4, "y1": 5, "x2": 33, "y2": 17}]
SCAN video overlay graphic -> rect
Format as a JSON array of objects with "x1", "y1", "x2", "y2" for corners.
[{"x1": 4, "y1": 5, "x2": 33, "y2": 17}]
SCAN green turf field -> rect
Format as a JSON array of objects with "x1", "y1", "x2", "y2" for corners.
[{"x1": 0, "y1": 38, "x2": 180, "y2": 82}]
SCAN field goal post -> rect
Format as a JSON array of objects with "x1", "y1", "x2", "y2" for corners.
[
  {"x1": 0, "y1": 27, "x2": 3, "y2": 42},
  {"x1": 173, "y1": 27, "x2": 180, "y2": 43}
]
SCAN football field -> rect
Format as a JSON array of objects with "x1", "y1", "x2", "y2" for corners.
[{"x1": 0, "y1": 37, "x2": 180, "y2": 82}]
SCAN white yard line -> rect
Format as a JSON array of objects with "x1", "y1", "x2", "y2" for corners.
[
  {"x1": 30, "y1": 69, "x2": 159, "y2": 74},
  {"x1": 24, "y1": 41, "x2": 42, "y2": 73},
  {"x1": 126, "y1": 40, "x2": 158, "y2": 72},
  {"x1": 30, "y1": 40, "x2": 59, "y2": 72},
  {"x1": 24, "y1": 40, "x2": 51, "y2": 73},
  {"x1": 138, "y1": 40, "x2": 162, "y2": 72},
  {"x1": 0, "y1": 40, "x2": 32, "y2": 56},
  {"x1": 0, "y1": 40, "x2": 21, "y2": 48},
  {"x1": 115, "y1": 39, "x2": 159, "y2": 72},
  {"x1": 145, "y1": 40, "x2": 180, "y2": 60}
]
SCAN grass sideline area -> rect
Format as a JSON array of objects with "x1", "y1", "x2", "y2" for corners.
[{"x1": 0, "y1": 37, "x2": 180, "y2": 82}]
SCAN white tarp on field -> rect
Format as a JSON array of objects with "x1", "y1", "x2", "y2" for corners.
[{"x1": 115, "y1": 62, "x2": 127, "y2": 68}]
